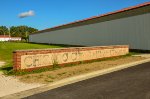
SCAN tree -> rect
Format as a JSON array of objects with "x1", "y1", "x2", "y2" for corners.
[
  {"x1": 0, "y1": 26, "x2": 9, "y2": 35},
  {"x1": 0, "y1": 25, "x2": 38, "y2": 41},
  {"x1": 9, "y1": 26, "x2": 38, "y2": 41}
]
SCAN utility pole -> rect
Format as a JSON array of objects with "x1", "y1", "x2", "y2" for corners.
[
  {"x1": 3, "y1": 29, "x2": 5, "y2": 41},
  {"x1": 8, "y1": 27, "x2": 11, "y2": 37},
  {"x1": 4, "y1": 30, "x2": 5, "y2": 36},
  {"x1": 25, "y1": 31, "x2": 28, "y2": 42},
  {"x1": 8, "y1": 27, "x2": 11, "y2": 41}
]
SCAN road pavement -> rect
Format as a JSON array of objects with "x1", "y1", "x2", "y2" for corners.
[{"x1": 24, "y1": 62, "x2": 150, "y2": 99}]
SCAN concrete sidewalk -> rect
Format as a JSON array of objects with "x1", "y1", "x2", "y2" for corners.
[{"x1": 133, "y1": 54, "x2": 150, "y2": 58}]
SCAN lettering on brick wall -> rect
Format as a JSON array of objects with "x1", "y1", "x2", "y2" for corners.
[{"x1": 20, "y1": 47, "x2": 128, "y2": 69}]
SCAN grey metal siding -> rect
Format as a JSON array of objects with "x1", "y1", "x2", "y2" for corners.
[
  {"x1": 33, "y1": 5, "x2": 150, "y2": 34},
  {"x1": 29, "y1": 13, "x2": 150, "y2": 50}
]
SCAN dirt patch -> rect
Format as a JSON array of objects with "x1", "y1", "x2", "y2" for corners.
[
  {"x1": 19, "y1": 56, "x2": 146, "y2": 84},
  {"x1": 0, "y1": 74, "x2": 43, "y2": 97}
]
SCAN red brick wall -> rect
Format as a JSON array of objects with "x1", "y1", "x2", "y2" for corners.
[{"x1": 13, "y1": 45, "x2": 129, "y2": 71}]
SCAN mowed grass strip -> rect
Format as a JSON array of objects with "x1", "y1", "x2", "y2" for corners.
[{"x1": 0, "y1": 42, "x2": 63, "y2": 72}]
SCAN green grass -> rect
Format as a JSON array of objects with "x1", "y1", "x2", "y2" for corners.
[{"x1": 0, "y1": 42, "x2": 63, "y2": 72}]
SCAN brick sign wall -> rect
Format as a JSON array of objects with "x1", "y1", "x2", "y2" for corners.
[{"x1": 13, "y1": 45, "x2": 129, "y2": 71}]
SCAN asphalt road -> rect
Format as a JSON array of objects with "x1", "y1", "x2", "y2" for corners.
[{"x1": 24, "y1": 62, "x2": 150, "y2": 99}]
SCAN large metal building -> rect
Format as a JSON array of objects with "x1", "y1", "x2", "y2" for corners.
[{"x1": 29, "y1": 2, "x2": 150, "y2": 50}]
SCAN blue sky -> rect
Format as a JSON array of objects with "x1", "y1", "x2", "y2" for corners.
[{"x1": 0, "y1": 0, "x2": 149, "y2": 30}]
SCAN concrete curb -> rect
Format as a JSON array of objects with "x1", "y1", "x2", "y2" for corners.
[{"x1": 2, "y1": 58, "x2": 150, "y2": 99}]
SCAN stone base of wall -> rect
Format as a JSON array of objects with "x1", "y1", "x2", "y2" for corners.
[{"x1": 13, "y1": 45, "x2": 129, "y2": 71}]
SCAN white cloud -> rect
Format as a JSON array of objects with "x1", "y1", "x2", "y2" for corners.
[{"x1": 18, "y1": 10, "x2": 35, "y2": 18}]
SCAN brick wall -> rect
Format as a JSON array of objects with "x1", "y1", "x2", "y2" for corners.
[{"x1": 13, "y1": 45, "x2": 129, "y2": 71}]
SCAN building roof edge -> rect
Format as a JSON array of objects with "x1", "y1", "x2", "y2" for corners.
[{"x1": 30, "y1": 2, "x2": 150, "y2": 35}]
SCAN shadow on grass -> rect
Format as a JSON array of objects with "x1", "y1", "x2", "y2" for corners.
[
  {"x1": 0, "y1": 63, "x2": 13, "y2": 75},
  {"x1": 0, "y1": 66, "x2": 13, "y2": 71},
  {"x1": 29, "y1": 42, "x2": 85, "y2": 48}
]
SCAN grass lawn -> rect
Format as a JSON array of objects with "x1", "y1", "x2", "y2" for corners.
[{"x1": 0, "y1": 42, "x2": 63, "y2": 72}]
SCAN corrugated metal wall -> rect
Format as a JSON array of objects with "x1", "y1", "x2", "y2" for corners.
[{"x1": 29, "y1": 11, "x2": 150, "y2": 50}]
